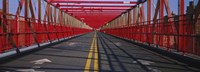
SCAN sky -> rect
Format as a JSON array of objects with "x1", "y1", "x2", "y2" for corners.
[
  {"x1": 0, "y1": 0, "x2": 198, "y2": 21},
  {"x1": 0, "y1": 0, "x2": 46, "y2": 20}
]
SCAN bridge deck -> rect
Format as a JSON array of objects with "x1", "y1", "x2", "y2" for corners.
[{"x1": 0, "y1": 32, "x2": 199, "y2": 72}]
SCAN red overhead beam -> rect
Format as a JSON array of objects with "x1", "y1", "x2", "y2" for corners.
[
  {"x1": 70, "y1": 14, "x2": 121, "y2": 16},
  {"x1": 46, "y1": 0, "x2": 138, "y2": 28},
  {"x1": 61, "y1": 8, "x2": 131, "y2": 10},
  {"x1": 66, "y1": 9, "x2": 126, "y2": 11},
  {"x1": 67, "y1": 12, "x2": 123, "y2": 14},
  {"x1": 49, "y1": 0, "x2": 137, "y2": 4},
  {"x1": 60, "y1": 7, "x2": 132, "y2": 8},
  {"x1": 68, "y1": 12, "x2": 122, "y2": 14},
  {"x1": 58, "y1": 4, "x2": 136, "y2": 7}
]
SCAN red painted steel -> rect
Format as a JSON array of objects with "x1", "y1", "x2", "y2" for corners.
[
  {"x1": 99, "y1": 0, "x2": 200, "y2": 57},
  {"x1": 0, "y1": 13, "x2": 91, "y2": 53},
  {"x1": 47, "y1": 0, "x2": 138, "y2": 28},
  {"x1": 101, "y1": 15, "x2": 199, "y2": 56},
  {"x1": 49, "y1": 0, "x2": 137, "y2": 4},
  {"x1": 1, "y1": 0, "x2": 199, "y2": 58}
]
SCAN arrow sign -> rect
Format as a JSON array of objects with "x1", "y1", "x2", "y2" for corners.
[
  {"x1": 138, "y1": 59, "x2": 154, "y2": 65},
  {"x1": 16, "y1": 69, "x2": 44, "y2": 72},
  {"x1": 133, "y1": 59, "x2": 155, "y2": 65},
  {"x1": 31, "y1": 58, "x2": 52, "y2": 65}
]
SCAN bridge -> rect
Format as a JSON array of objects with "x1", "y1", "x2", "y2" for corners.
[{"x1": 0, "y1": 0, "x2": 200, "y2": 72}]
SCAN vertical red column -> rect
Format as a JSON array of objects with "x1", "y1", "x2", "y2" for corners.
[
  {"x1": 179, "y1": 0, "x2": 185, "y2": 53},
  {"x1": 38, "y1": 0, "x2": 42, "y2": 43},
  {"x1": 133, "y1": 8, "x2": 137, "y2": 40},
  {"x1": 24, "y1": 0, "x2": 30, "y2": 46},
  {"x1": 147, "y1": 0, "x2": 151, "y2": 45},
  {"x1": 0, "y1": 13, "x2": 2, "y2": 53},
  {"x1": 2, "y1": 0, "x2": 11, "y2": 50},
  {"x1": 159, "y1": 0, "x2": 164, "y2": 47},
  {"x1": 195, "y1": 0, "x2": 200, "y2": 56}
]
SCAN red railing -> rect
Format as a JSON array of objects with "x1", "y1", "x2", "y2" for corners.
[
  {"x1": 101, "y1": 15, "x2": 200, "y2": 56},
  {"x1": 0, "y1": 13, "x2": 91, "y2": 53}
]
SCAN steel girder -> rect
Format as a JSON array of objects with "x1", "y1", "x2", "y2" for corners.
[{"x1": 47, "y1": 0, "x2": 138, "y2": 29}]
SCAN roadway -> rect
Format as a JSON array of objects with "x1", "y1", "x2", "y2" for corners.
[{"x1": 0, "y1": 32, "x2": 199, "y2": 72}]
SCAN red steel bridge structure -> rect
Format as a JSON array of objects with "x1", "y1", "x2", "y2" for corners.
[{"x1": 0, "y1": 0, "x2": 200, "y2": 72}]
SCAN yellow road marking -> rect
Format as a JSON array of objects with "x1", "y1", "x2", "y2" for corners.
[
  {"x1": 84, "y1": 32, "x2": 99, "y2": 72},
  {"x1": 84, "y1": 35, "x2": 95, "y2": 72},
  {"x1": 94, "y1": 32, "x2": 99, "y2": 72}
]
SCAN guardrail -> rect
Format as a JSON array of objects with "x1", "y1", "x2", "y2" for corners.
[
  {"x1": 101, "y1": 15, "x2": 200, "y2": 56},
  {"x1": 0, "y1": 13, "x2": 91, "y2": 53}
]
